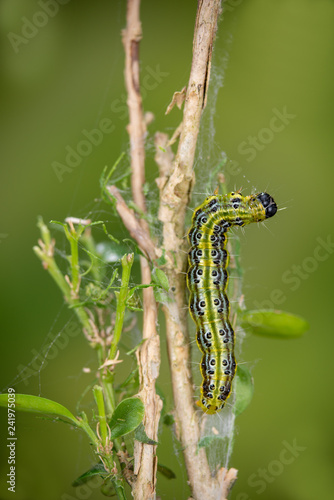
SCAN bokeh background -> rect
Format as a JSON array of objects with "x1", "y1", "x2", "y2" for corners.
[{"x1": 1, "y1": 0, "x2": 333, "y2": 499}]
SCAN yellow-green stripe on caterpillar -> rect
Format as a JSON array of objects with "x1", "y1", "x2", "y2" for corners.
[{"x1": 187, "y1": 192, "x2": 277, "y2": 414}]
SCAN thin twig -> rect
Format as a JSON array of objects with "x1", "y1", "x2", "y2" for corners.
[
  {"x1": 122, "y1": 1, "x2": 162, "y2": 498},
  {"x1": 106, "y1": 186, "x2": 158, "y2": 262}
]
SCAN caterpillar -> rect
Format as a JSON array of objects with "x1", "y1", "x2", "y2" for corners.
[{"x1": 187, "y1": 191, "x2": 277, "y2": 414}]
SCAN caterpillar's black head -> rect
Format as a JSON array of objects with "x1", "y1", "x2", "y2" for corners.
[{"x1": 257, "y1": 192, "x2": 277, "y2": 218}]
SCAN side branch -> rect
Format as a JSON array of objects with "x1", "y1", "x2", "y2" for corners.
[
  {"x1": 106, "y1": 186, "x2": 158, "y2": 262},
  {"x1": 122, "y1": 0, "x2": 147, "y2": 213}
]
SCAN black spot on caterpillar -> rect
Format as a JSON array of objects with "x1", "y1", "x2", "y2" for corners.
[{"x1": 187, "y1": 191, "x2": 277, "y2": 414}]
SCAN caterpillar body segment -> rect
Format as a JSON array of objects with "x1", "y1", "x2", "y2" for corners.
[{"x1": 187, "y1": 192, "x2": 277, "y2": 414}]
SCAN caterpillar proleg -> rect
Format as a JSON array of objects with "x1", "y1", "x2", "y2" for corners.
[{"x1": 187, "y1": 191, "x2": 277, "y2": 414}]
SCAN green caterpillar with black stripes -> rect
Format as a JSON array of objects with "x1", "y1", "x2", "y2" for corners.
[{"x1": 187, "y1": 191, "x2": 277, "y2": 414}]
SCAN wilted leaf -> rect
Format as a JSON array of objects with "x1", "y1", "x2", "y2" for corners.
[
  {"x1": 134, "y1": 422, "x2": 158, "y2": 445},
  {"x1": 165, "y1": 86, "x2": 187, "y2": 114}
]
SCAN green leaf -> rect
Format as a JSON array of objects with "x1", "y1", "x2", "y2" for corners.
[
  {"x1": 153, "y1": 287, "x2": 170, "y2": 304},
  {"x1": 101, "y1": 224, "x2": 120, "y2": 245},
  {"x1": 134, "y1": 422, "x2": 158, "y2": 445},
  {"x1": 116, "y1": 367, "x2": 139, "y2": 394},
  {"x1": 128, "y1": 283, "x2": 154, "y2": 298},
  {"x1": 100, "y1": 152, "x2": 127, "y2": 193},
  {"x1": 109, "y1": 397, "x2": 145, "y2": 440},
  {"x1": 49, "y1": 219, "x2": 67, "y2": 229},
  {"x1": 234, "y1": 365, "x2": 254, "y2": 417},
  {"x1": 143, "y1": 182, "x2": 150, "y2": 196},
  {"x1": 157, "y1": 463, "x2": 176, "y2": 479},
  {"x1": 152, "y1": 268, "x2": 169, "y2": 291},
  {"x1": 126, "y1": 340, "x2": 145, "y2": 357},
  {"x1": 72, "y1": 464, "x2": 107, "y2": 486},
  {"x1": 156, "y1": 250, "x2": 167, "y2": 266},
  {"x1": 0, "y1": 394, "x2": 79, "y2": 426},
  {"x1": 241, "y1": 309, "x2": 309, "y2": 338}
]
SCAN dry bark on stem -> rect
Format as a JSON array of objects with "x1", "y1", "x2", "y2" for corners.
[
  {"x1": 159, "y1": 0, "x2": 221, "y2": 239},
  {"x1": 156, "y1": 2, "x2": 237, "y2": 499},
  {"x1": 122, "y1": 1, "x2": 162, "y2": 498}
]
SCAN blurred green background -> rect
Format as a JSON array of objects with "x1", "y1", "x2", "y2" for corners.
[{"x1": 1, "y1": 0, "x2": 333, "y2": 499}]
